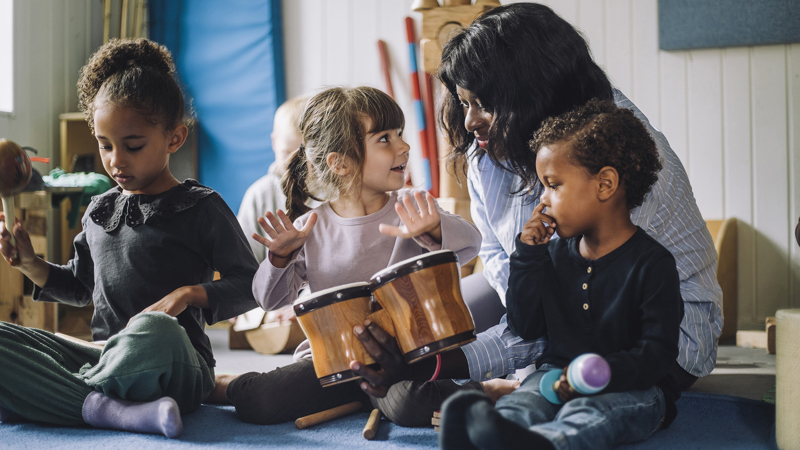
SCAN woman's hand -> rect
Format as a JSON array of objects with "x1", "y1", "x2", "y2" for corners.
[
  {"x1": 254, "y1": 210, "x2": 317, "y2": 268},
  {"x1": 379, "y1": 191, "x2": 442, "y2": 243},
  {"x1": 349, "y1": 319, "x2": 409, "y2": 398},
  {"x1": 520, "y1": 202, "x2": 556, "y2": 246}
]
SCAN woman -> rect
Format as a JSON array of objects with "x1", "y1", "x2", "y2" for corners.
[{"x1": 352, "y1": 2, "x2": 722, "y2": 428}]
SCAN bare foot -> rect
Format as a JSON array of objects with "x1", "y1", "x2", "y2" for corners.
[
  {"x1": 206, "y1": 373, "x2": 239, "y2": 404},
  {"x1": 480, "y1": 378, "x2": 521, "y2": 403}
]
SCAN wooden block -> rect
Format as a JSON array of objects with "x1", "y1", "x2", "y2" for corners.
[
  {"x1": 767, "y1": 316, "x2": 776, "y2": 355},
  {"x1": 421, "y1": 38, "x2": 441, "y2": 75},
  {"x1": 437, "y1": 197, "x2": 472, "y2": 223},
  {"x1": 421, "y1": 5, "x2": 494, "y2": 41},
  {"x1": 245, "y1": 321, "x2": 306, "y2": 355},
  {"x1": 736, "y1": 330, "x2": 767, "y2": 349},
  {"x1": 229, "y1": 324, "x2": 253, "y2": 350}
]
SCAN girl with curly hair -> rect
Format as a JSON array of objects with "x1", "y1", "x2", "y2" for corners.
[{"x1": 0, "y1": 38, "x2": 258, "y2": 438}]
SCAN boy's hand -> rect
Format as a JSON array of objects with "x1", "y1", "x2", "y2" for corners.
[
  {"x1": 520, "y1": 202, "x2": 555, "y2": 246},
  {"x1": 555, "y1": 368, "x2": 580, "y2": 403},
  {"x1": 254, "y1": 210, "x2": 317, "y2": 268},
  {"x1": 0, "y1": 213, "x2": 35, "y2": 267},
  {"x1": 379, "y1": 191, "x2": 442, "y2": 243}
]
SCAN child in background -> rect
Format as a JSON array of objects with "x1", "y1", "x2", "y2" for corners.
[
  {"x1": 238, "y1": 95, "x2": 309, "y2": 264},
  {"x1": 234, "y1": 96, "x2": 313, "y2": 332},
  {"x1": 219, "y1": 86, "x2": 482, "y2": 425},
  {"x1": 440, "y1": 99, "x2": 683, "y2": 450},
  {"x1": 0, "y1": 38, "x2": 258, "y2": 438}
]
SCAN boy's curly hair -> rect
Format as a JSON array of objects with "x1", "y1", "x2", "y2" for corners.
[
  {"x1": 529, "y1": 99, "x2": 662, "y2": 210},
  {"x1": 77, "y1": 38, "x2": 192, "y2": 133}
]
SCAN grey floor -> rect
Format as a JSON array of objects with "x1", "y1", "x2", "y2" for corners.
[{"x1": 208, "y1": 327, "x2": 776, "y2": 402}]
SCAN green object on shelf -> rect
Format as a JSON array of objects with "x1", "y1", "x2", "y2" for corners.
[{"x1": 44, "y1": 168, "x2": 112, "y2": 229}]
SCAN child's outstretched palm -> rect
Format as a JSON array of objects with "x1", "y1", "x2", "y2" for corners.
[
  {"x1": 255, "y1": 210, "x2": 318, "y2": 265},
  {"x1": 379, "y1": 191, "x2": 442, "y2": 242}
]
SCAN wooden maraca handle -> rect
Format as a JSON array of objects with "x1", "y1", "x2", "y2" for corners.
[{"x1": 1, "y1": 196, "x2": 15, "y2": 246}]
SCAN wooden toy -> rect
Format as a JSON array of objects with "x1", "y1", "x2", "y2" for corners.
[
  {"x1": 371, "y1": 250, "x2": 475, "y2": 363},
  {"x1": 295, "y1": 401, "x2": 363, "y2": 430},
  {"x1": 362, "y1": 409, "x2": 382, "y2": 440},
  {"x1": 294, "y1": 282, "x2": 396, "y2": 387},
  {"x1": 540, "y1": 353, "x2": 611, "y2": 404},
  {"x1": 0, "y1": 139, "x2": 33, "y2": 245}
]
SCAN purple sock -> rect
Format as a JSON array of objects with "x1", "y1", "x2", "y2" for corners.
[
  {"x1": 0, "y1": 406, "x2": 26, "y2": 423},
  {"x1": 81, "y1": 391, "x2": 183, "y2": 439}
]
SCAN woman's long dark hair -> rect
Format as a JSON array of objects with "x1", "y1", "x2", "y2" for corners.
[{"x1": 438, "y1": 3, "x2": 613, "y2": 190}]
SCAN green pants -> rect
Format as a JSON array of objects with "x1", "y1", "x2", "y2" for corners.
[{"x1": 0, "y1": 312, "x2": 214, "y2": 425}]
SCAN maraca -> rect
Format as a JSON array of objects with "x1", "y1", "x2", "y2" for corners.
[
  {"x1": 540, "y1": 353, "x2": 611, "y2": 404},
  {"x1": 0, "y1": 139, "x2": 33, "y2": 246}
]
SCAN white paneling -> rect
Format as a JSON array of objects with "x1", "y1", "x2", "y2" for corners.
[
  {"x1": 789, "y1": 44, "x2": 800, "y2": 308},
  {"x1": 351, "y1": 0, "x2": 381, "y2": 89},
  {"x1": 686, "y1": 49, "x2": 724, "y2": 220},
  {"x1": 577, "y1": 0, "x2": 605, "y2": 68},
  {"x1": 603, "y1": 0, "x2": 631, "y2": 95},
  {"x1": 548, "y1": 0, "x2": 578, "y2": 26},
  {"x1": 283, "y1": 0, "x2": 324, "y2": 97},
  {"x1": 630, "y1": 0, "x2": 659, "y2": 124},
  {"x1": 721, "y1": 47, "x2": 756, "y2": 320},
  {"x1": 323, "y1": 0, "x2": 351, "y2": 85},
  {"x1": 751, "y1": 46, "x2": 789, "y2": 319},
  {"x1": 658, "y1": 51, "x2": 688, "y2": 165},
  {"x1": 6, "y1": 0, "x2": 99, "y2": 167}
]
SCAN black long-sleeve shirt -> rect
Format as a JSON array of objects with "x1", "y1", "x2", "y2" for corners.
[
  {"x1": 34, "y1": 180, "x2": 259, "y2": 368},
  {"x1": 507, "y1": 228, "x2": 683, "y2": 398}
]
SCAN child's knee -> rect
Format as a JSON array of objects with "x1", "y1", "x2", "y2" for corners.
[
  {"x1": 228, "y1": 372, "x2": 290, "y2": 425},
  {"x1": 127, "y1": 312, "x2": 186, "y2": 344}
]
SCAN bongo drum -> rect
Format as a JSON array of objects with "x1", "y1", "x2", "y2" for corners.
[
  {"x1": 370, "y1": 250, "x2": 476, "y2": 364},
  {"x1": 294, "y1": 282, "x2": 395, "y2": 387}
]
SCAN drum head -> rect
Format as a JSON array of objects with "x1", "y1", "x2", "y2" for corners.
[
  {"x1": 293, "y1": 282, "x2": 372, "y2": 316},
  {"x1": 370, "y1": 250, "x2": 458, "y2": 289}
]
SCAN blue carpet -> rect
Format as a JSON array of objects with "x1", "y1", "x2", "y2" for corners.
[{"x1": 0, "y1": 392, "x2": 775, "y2": 449}]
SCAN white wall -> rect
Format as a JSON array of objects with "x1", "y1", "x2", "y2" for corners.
[
  {"x1": 0, "y1": 0, "x2": 103, "y2": 169},
  {"x1": 281, "y1": 0, "x2": 800, "y2": 330}
]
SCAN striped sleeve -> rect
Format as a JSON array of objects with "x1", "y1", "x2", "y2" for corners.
[{"x1": 456, "y1": 315, "x2": 547, "y2": 383}]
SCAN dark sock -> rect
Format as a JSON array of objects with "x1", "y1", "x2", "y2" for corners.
[
  {"x1": 440, "y1": 390, "x2": 555, "y2": 450},
  {"x1": 0, "y1": 406, "x2": 26, "y2": 423},
  {"x1": 81, "y1": 391, "x2": 183, "y2": 438}
]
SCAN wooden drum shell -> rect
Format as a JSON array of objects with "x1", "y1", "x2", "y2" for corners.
[
  {"x1": 294, "y1": 283, "x2": 395, "y2": 387},
  {"x1": 371, "y1": 251, "x2": 476, "y2": 364}
]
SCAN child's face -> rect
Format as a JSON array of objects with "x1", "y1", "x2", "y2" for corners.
[
  {"x1": 94, "y1": 102, "x2": 184, "y2": 195},
  {"x1": 360, "y1": 119, "x2": 409, "y2": 196},
  {"x1": 536, "y1": 141, "x2": 601, "y2": 239}
]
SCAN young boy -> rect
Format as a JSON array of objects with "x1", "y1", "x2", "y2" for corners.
[{"x1": 439, "y1": 99, "x2": 684, "y2": 450}]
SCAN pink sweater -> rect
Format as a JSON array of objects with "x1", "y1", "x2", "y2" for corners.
[{"x1": 253, "y1": 189, "x2": 481, "y2": 313}]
